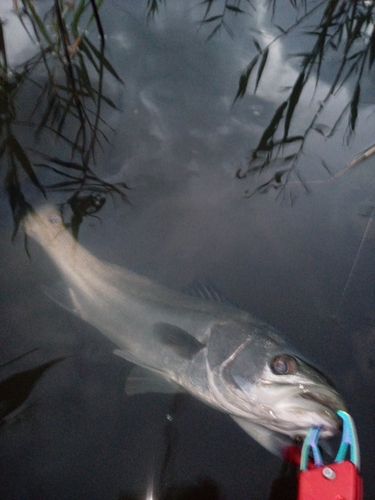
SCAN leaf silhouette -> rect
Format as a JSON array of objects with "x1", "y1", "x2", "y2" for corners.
[
  {"x1": 349, "y1": 82, "x2": 360, "y2": 132},
  {"x1": 254, "y1": 48, "x2": 269, "y2": 93},
  {"x1": 368, "y1": 26, "x2": 375, "y2": 69},
  {"x1": 71, "y1": 0, "x2": 87, "y2": 37},
  {"x1": 284, "y1": 71, "x2": 305, "y2": 139},
  {"x1": 226, "y1": 5, "x2": 245, "y2": 14},
  {"x1": 0, "y1": 358, "x2": 64, "y2": 423},
  {"x1": 83, "y1": 37, "x2": 124, "y2": 84},
  {"x1": 234, "y1": 55, "x2": 258, "y2": 101},
  {"x1": 257, "y1": 101, "x2": 288, "y2": 151},
  {"x1": 8, "y1": 135, "x2": 46, "y2": 197},
  {"x1": 201, "y1": 15, "x2": 223, "y2": 24}
]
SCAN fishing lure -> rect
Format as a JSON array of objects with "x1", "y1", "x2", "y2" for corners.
[{"x1": 297, "y1": 410, "x2": 362, "y2": 500}]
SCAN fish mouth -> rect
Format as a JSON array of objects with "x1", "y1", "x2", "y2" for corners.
[
  {"x1": 292, "y1": 388, "x2": 345, "y2": 437},
  {"x1": 299, "y1": 390, "x2": 344, "y2": 412}
]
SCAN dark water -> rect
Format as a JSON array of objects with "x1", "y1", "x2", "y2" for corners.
[{"x1": 0, "y1": 1, "x2": 374, "y2": 499}]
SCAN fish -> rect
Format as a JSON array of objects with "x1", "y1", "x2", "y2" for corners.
[{"x1": 23, "y1": 205, "x2": 346, "y2": 457}]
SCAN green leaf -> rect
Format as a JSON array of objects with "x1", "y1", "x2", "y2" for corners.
[
  {"x1": 79, "y1": 39, "x2": 100, "y2": 73},
  {"x1": 24, "y1": 0, "x2": 54, "y2": 46},
  {"x1": 83, "y1": 36, "x2": 124, "y2": 83},
  {"x1": 71, "y1": 0, "x2": 87, "y2": 37}
]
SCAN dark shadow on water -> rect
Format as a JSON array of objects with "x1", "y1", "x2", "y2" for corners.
[{"x1": 0, "y1": 350, "x2": 64, "y2": 426}]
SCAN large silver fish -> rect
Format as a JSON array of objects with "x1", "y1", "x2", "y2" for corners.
[{"x1": 24, "y1": 205, "x2": 345, "y2": 456}]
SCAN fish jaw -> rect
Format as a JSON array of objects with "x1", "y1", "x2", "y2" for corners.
[
  {"x1": 243, "y1": 379, "x2": 346, "y2": 440},
  {"x1": 226, "y1": 381, "x2": 344, "y2": 457}
]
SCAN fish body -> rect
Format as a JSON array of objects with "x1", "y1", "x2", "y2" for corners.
[{"x1": 24, "y1": 205, "x2": 345, "y2": 456}]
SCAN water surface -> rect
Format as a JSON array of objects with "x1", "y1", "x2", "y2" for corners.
[{"x1": 0, "y1": 1, "x2": 374, "y2": 498}]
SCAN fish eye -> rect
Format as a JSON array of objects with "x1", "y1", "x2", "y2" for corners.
[{"x1": 271, "y1": 355, "x2": 297, "y2": 375}]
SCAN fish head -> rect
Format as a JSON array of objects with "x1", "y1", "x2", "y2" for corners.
[{"x1": 206, "y1": 320, "x2": 345, "y2": 447}]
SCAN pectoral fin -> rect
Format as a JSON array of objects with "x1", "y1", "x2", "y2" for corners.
[
  {"x1": 230, "y1": 416, "x2": 292, "y2": 457},
  {"x1": 153, "y1": 322, "x2": 205, "y2": 359},
  {"x1": 113, "y1": 349, "x2": 181, "y2": 395},
  {"x1": 125, "y1": 366, "x2": 182, "y2": 395},
  {"x1": 42, "y1": 282, "x2": 84, "y2": 317}
]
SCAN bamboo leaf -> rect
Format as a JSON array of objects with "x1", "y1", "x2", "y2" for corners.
[
  {"x1": 44, "y1": 180, "x2": 81, "y2": 189},
  {"x1": 273, "y1": 135, "x2": 304, "y2": 146},
  {"x1": 71, "y1": 0, "x2": 87, "y2": 36},
  {"x1": 100, "y1": 94, "x2": 117, "y2": 109},
  {"x1": 79, "y1": 39, "x2": 100, "y2": 73},
  {"x1": 225, "y1": 5, "x2": 245, "y2": 14},
  {"x1": 206, "y1": 23, "x2": 223, "y2": 41},
  {"x1": 37, "y1": 156, "x2": 86, "y2": 171},
  {"x1": 35, "y1": 162, "x2": 83, "y2": 179},
  {"x1": 234, "y1": 55, "x2": 258, "y2": 101},
  {"x1": 24, "y1": 0, "x2": 54, "y2": 46},
  {"x1": 327, "y1": 101, "x2": 350, "y2": 138},
  {"x1": 349, "y1": 82, "x2": 360, "y2": 131},
  {"x1": 257, "y1": 101, "x2": 288, "y2": 151},
  {"x1": 201, "y1": 15, "x2": 223, "y2": 23},
  {"x1": 35, "y1": 92, "x2": 58, "y2": 136},
  {"x1": 73, "y1": 59, "x2": 95, "y2": 99},
  {"x1": 313, "y1": 124, "x2": 331, "y2": 137},
  {"x1": 86, "y1": 0, "x2": 105, "y2": 34},
  {"x1": 83, "y1": 36, "x2": 124, "y2": 83},
  {"x1": 8, "y1": 136, "x2": 46, "y2": 196},
  {"x1": 254, "y1": 47, "x2": 268, "y2": 94},
  {"x1": 283, "y1": 71, "x2": 305, "y2": 139},
  {"x1": 369, "y1": 26, "x2": 375, "y2": 69},
  {"x1": 221, "y1": 20, "x2": 234, "y2": 40},
  {"x1": 0, "y1": 18, "x2": 8, "y2": 69},
  {"x1": 321, "y1": 159, "x2": 333, "y2": 176},
  {"x1": 252, "y1": 37, "x2": 262, "y2": 53}
]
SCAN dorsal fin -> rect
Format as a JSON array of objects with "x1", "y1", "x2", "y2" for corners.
[{"x1": 181, "y1": 278, "x2": 238, "y2": 308}]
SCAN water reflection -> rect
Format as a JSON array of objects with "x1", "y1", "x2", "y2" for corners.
[
  {"x1": 1, "y1": 1, "x2": 375, "y2": 499},
  {"x1": 0, "y1": 0, "x2": 127, "y2": 235},
  {"x1": 119, "y1": 477, "x2": 223, "y2": 500},
  {"x1": 149, "y1": 0, "x2": 375, "y2": 197},
  {"x1": 1, "y1": 0, "x2": 374, "y2": 232}
]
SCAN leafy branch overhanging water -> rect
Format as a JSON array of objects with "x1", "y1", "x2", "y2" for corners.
[
  {"x1": 0, "y1": 0, "x2": 128, "y2": 237},
  {"x1": 233, "y1": 0, "x2": 375, "y2": 198},
  {"x1": 151, "y1": 0, "x2": 375, "y2": 199}
]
